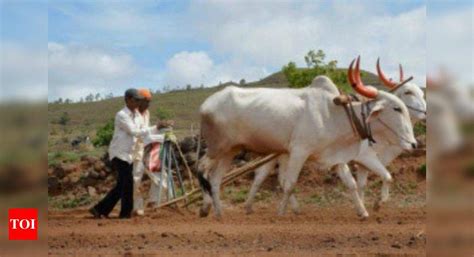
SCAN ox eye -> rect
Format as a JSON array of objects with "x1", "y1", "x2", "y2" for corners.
[
  {"x1": 393, "y1": 107, "x2": 402, "y2": 113},
  {"x1": 404, "y1": 91, "x2": 413, "y2": 95}
]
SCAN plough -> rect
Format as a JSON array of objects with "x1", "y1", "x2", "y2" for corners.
[{"x1": 156, "y1": 152, "x2": 279, "y2": 209}]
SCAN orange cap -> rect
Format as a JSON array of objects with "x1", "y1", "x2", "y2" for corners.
[{"x1": 138, "y1": 88, "x2": 152, "y2": 100}]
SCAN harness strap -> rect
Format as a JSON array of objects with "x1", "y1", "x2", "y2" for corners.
[{"x1": 341, "y1": 95, "x2": 371, "y2": 142}]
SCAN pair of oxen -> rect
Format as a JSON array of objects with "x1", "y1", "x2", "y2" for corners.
[{"x1": 197, "y1": 56, "x2": 427, "y2": 219}]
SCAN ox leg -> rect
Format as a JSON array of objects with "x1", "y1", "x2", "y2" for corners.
[
  {"x1": 244, "y1": 159, "x2": 276, "y2": 215},
  {"x1": 336, "y1": 164, "x2": 369, "y2": 218},
  {"x1": 278, "y1": 150, "x2": 308, "y2": 216},
  {"x1": 276, "y1": 155, "x2": 300, "y2": 214},
  {"x1": 356, "y1": 167, "x2": 369, "y2": 204},
  {"x1": 210, "y1": 153, "x2": 234, "y2": 219},
  {"x1": 198, "y1": 156, "x2": 217, "y2": 218},
  {"x1": 357, "y1": 156, "x2": 393, "y2": 210}
]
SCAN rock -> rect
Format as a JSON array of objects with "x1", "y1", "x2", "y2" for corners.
[
  {"x1": 81, "y1": 155, "x2": 99, "y2": 164},
  {"x1": 88, "y1": 170, "x2": 100, "y2": 179},
  {"x1": 69, "y1": 174, "x2": 81, "y2": 184},
  {"x1": 391, "y1": 243, "x2": 402, "y2": 249},
  {"x1": 53, "y1": 163, "x2": 76, "y2": 179},
  {"x1": 61, "y1": 176, "x2": 71, "y2": 184},
  {"x1": 48, "y1": 177, "x2": 61, "y2": 194},
  {"x1": 94, "y1": 161, "x2": 105, "y2": 172},
  {"x1": 99, "y1": 171, "x2": 107, "y2": 179},
  {"x1": 87, "y1": 186, "x2": 97, "y2": 197},
  {"x1": 82, "y1": 177, "x2": 98, "y2": 187}
]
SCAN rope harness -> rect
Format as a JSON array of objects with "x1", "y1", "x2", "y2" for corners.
[{"x1": 339, "y1": 94, "x2": 376, "y2": 145}]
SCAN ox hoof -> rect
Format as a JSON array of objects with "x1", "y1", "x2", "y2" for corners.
[
  {"x1": 373, "y1": 201, "x2": 381, "y2": 212},
  {"x1": 292, "y1": 208, "x2": 302, "y2": 215},
  {"x1": 245, "y1": 206, "x2": 254, "y2": 215},
  {"x1": 357, "y1": 210, "x2": 369, "y2": 220},
  {"x1": 199, "y1": 208, "x2": 210, "y2": 218}
]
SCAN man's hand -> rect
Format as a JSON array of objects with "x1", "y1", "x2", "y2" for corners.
[{"x1": 165, "y1": 131, "x2": 177, "y2": 143}]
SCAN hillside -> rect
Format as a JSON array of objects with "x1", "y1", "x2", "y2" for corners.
[{"x1": 48, "y1": 68, "x2": 382, "y2": 154}]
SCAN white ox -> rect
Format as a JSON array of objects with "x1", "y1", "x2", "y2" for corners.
[
  {"x1": 244, "y1": 58, "x2": 427, "y2": 215},
  {"x1": 197, "y1": 57, "x2": 417, "y2": 219}
]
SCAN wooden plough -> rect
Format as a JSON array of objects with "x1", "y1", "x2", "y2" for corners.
[{"x1": 157, "y1": 153, "x2": 279, "y2": 209}]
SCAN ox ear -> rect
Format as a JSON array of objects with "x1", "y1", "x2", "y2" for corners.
[{"x1": 366, "y1": 101, "x2": 385, "y2": 123}]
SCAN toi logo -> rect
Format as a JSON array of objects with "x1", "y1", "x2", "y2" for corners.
[{"x1": 8, "y1": 208, "x2": 38, "y2": 240}]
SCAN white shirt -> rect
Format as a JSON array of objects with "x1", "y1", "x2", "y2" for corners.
[{"x1": 108, "y1": 107, "x2": 159, "y2": 164}]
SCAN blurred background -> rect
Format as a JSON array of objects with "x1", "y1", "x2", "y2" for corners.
[
  {"x1": 427, "y1": 1, "x2": 474, "y2": 256},
  {"x1": 0, "y1": 0, "x2": 48, "y2": 255}
]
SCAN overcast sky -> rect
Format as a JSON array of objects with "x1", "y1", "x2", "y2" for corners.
[{"x1": 0, "y1": 0, "x2": 472, "y2": 102}]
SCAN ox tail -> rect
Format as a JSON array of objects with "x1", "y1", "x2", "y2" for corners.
[
  {"x1": 197, "y1": 172, "x2": 212, "y2": 197},
  {"x1": 195, "y1": 126, "x2": 212, "y2": 196}
]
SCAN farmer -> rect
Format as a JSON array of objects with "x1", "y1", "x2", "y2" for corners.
[
  {"x1": 89, "y1": 88, "x2": 160, "y2": 219},
  {"x1": 133, "y1": 88, "x2": 176, "y2": 215}
]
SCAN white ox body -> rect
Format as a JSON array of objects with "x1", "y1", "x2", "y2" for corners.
[
  {"x1": 198, "y1": 76, "x2": 416, "y2": 219},
  {"x1": 244, "y1": 81, "x2": 426, "y2": 215}
]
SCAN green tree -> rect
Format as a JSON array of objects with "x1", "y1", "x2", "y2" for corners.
[
  {"x1": 93, "y1": 120, "x2": 114, "y2": 147},
  {"x1": 282, "y1": 49, "x2": 352, "y2": 93}
]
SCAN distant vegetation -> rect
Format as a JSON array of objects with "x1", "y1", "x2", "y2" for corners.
[{"x1": 283, "y1": 49, "x2": 364, "y2": 93}]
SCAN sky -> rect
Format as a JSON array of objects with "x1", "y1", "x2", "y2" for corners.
[{"x1": 0, "y1": 0, "x2": 472, "y2": 102}]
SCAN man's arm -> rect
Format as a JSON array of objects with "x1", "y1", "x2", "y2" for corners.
[{"x1": 116, "y1": 111, "x2": 154, "y2": 137}]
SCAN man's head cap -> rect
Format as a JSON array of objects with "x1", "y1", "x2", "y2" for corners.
[
  {"x1": 124, "y1": 88, "x2": 144, "y2": 100},
  {"x1": 138, "y1": 88, "x2": 152, "y2": 100}
]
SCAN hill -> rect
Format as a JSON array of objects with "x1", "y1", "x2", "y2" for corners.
[{"x1": 48, "y1": 68, "x2": 382, "y2": 154}]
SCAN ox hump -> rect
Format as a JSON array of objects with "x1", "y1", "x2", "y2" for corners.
[{"x1": 308, "y1": 75, "x2": 340, "y2": 95}]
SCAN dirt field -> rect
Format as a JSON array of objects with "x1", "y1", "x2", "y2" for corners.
[{"x1": 49, "y1": 199, "x2": 426, "y2": 256}]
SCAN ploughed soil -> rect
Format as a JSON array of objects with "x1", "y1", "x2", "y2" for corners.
[
  {"x1": 49, "y1": 145, "x2": 427, "y2": 256},
  {"x1": 48, "y1": 204, "x2": 425, "y2": 256}
]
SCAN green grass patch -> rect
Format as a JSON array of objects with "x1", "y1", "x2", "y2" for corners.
[
  {"x1": 417, "y1": 163, "x2": 426, "y2": 178},
  {"x1": 414, "y1": 122, "x2": 426, "y2": 136},
  {"x1": 50, "y1": 195, "x2": 93, "y2": 209}
]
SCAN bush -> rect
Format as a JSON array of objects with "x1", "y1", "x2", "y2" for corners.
[
  {"x1": 417, "y1": 163, "x2": 426, "y2": 178},
  {"x1": 59, "y1": 112, "x2": 71, "y2": 126},
  {"x1": 93, "y1": 120, "x2": 114, "y2": 147}
]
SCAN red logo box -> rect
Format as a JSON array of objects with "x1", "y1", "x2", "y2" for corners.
[{"x1": 8, "y1": 208, "x2": 38, "y2": 240}]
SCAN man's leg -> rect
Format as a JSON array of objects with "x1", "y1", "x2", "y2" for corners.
[
  {"x1": 133, "y1": 160, "x2": 145, "y2": 215},
  {"x1": 119, "y1": 160, "x2": 134, "y2": 218},
  {"x1": 93, "y1": 158, "x2": 124, "y2": 217}
]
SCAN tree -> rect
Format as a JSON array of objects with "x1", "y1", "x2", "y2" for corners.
[
  {"x1": 56, "y1": 98, "x2": 63, "y2": 104},
  {"x1": 282, "y1": 49, "x2": 351, "y2": 93},
  {"x1": 59, "y1": 112, "x2": 70, "y2": 126},
  {"x1": 85, "y1": 93, "x2": 94, "y2": 102},
  {"x1": 79, "y1": 97, "x2": 84, "y2": 103},
  {"x1": 186, "y1": 84, "x2": 192, "y2": 90},
  {"x1": 105, "y1": 93, "x2": 114, "y2": 99},
  {"x1": 239, "y1": 79, "x2": 246, "y2": 86},
  {"x1": 64, "y1": 98, "x2": 72, "y2": 104},
  {"x1": 95, "y1": 93, "x2": 101, "y2": 101}
]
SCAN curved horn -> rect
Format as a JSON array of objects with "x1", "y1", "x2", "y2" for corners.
[
  {"x1": 376, "y1": 58, "x2": 397, "y2": 88},
  {"x1": 350, "y1": 56, "x2": 378, "y2": 99},
  {"x1": 399, "y1": 64, "x2": 404, "y2": 82}
]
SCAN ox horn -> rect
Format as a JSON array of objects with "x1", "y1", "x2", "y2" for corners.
[
  {"x1": 349, "y1": 56, "x2": 378, "y2": 99},
  {"x1": 376, "y1": 58, "x2": 397, "y2": 88},
  {"x1": 399, "y1": 64, "x2": 404, "y2": 82}
]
